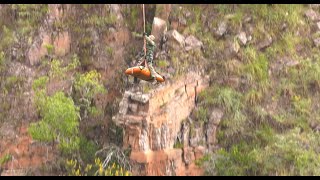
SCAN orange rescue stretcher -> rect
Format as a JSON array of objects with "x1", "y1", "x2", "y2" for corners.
[{"x1": 125, "y1": 66, "x2": 165, "y2": 83}]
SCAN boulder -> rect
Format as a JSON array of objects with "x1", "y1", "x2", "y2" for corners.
[
  {"x1": 184, "y1": 35, "x2": 203, "y2": 51},
  {"x1": 185, "y1": 10, "x2": 192, "y2": 18},
  {"x1": 209, "y1": 109, "x2": 224, "y2": 126},
  {"x1": 179, "y1": 17, "x2": 187, "y2": 26},
  {"x1": 151, "y1": 17, "x2": 168, "y2": 46},
  {"x1": 225, "y1": 39, "x2": 240, "y2": 56},
  {"x1": 166, "y1": 30, "x2": 185, "y2": 50},
  {"x1": 281, "y1": 23, "x2": 288, "y2": 31},
  {"x1": 305, "y1": 9, "x2": 320, "y2": 22},
  {"x1": 215, "y1": 21, "x2": 227, "y2": 37},
  {"x1": 257, "y1": 33, "x2": 273, "y2": 50},
  {"x1": 237, "y1": 31, "x2": 247, "y2": 46},
  {"x1": 207, "y1": 109, "x2": 224, "y2": 148}
]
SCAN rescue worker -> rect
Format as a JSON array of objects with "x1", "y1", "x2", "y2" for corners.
[{"x1": 136, "y1": 32, "x2": 157, "y2": 84}]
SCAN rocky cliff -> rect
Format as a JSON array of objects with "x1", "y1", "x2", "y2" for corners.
[
  {"x1": 0, "y1": 4, "x2": 211, "y2": 175},
  {"x1": 2, "y1": 4, "x2": 320, "y2": 176}
]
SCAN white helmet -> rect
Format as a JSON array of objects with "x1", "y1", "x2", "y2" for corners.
[{"x1": 149, "y1": 35, "x2": 155, "y2": 41}]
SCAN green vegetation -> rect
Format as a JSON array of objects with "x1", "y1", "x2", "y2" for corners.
[
  {"x1": 213, "y1": 128, "x2": 320, "y2": 176},
  {"x1": 3, "y1": 76, "x2": 25, "y2": 94},
  {"x1": 73, "y1": 70, "x2": 106, "y2": 120},
  {"x1": 0, "y1": 51, "x2": 4, "y2": 70},
  {"x1": 29, "y1": 91, "x2": 80, "y2": 155},
  {"x1": 0, "y1": 153, "x2": 12, "y2": 167},
  {"x1": 0, "y1": 26, "x2": 15, "y2": 53},
  {"x1": 79, "y1": 136, "x2": 99, "y2": 163},
  {"x1": 44, "y1": 43, "x2": 54, "y2": 55},
  {"x1": 0, "y1": 4, "x2": 124, "y2": 176},
  {"x1": 49, "y1": 55, "x2": 80, "y2": 79},
  {"x1": 242, "y1": 46, "x2": 270, "y2": 92},
  {"x1": 195, "y1": 106, "x2": 208, "y2": 123},
  {"x1": 66, "y1": 158, "x2": 131, "y2": 176},
  {"x1": 29, "y1": 54, "x2": 105, "y2": 163},
  {"x1": 173, "y1": 139, "x2": 184, "y2": 149},
  {"x1": 157, "y1": 60, "x2": 169, "y2": 69},
  {"x1": 180, "y1": 4, "x2": 320, "y2": 176}
]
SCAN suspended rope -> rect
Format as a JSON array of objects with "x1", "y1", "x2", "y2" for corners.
[
  {"x1": 124, "y1": 4, "x2": 165, "y2": 83},
  {"x1": 142, "y1": 4, "x2": 148, "y2": 68}
]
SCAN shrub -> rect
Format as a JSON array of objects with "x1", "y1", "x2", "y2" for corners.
[
  {"x1": 29, "y1": 92, "x2": 80, "y2": 155},
  {"x1": 65, "y1": 158, "x2": 131, "y2": 176}
]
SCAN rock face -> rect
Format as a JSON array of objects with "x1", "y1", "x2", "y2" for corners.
[
  {"x1": 27, "y1": 30, "x2": 51, "y2": 66},
  {"x1": 1, "y1": 4, "x2": 130, "y2": 175},
  {"x1": 27, "y1": 4, "x2": 71, "y2": 66},
  {"x1": 0, "y1": 125, "x2": 56, "y2": 176},
  {"x1": 29, "y1": 30, "x2": 71, "y2": 65},
  {"x1": 113, "y1": 72, "x2": 209, "y2": 176}
]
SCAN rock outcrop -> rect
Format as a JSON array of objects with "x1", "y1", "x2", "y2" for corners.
[{"x1": 113, "y1": 72, "x2": 209, "y2": 176}]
